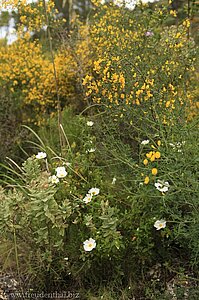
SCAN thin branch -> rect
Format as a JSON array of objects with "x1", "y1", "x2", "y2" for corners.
[{"x1": 42, "y1": 0, "x2": 65, "y2": 153}]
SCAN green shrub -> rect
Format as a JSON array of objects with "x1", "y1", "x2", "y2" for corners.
[{"x1": 0, "y1": 106, "x2": 198, "y2": 297}]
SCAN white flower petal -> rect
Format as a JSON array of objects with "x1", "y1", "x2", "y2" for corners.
[
  {"x1": 83, "y1": 194, "x2": 92, "y2": 204},
  {"x1": 112, "y1": 177, "x2": 116, "y2": 184},
  {"x1": 36, "y1": 152, "x2": 47, "y2": 159},
  {"x1": 49, "y1": 175, "x2": 59, "y2": 184},
  {"x1": 155, "y1": 180, "x2": 170, "y2": 193},
  {"x1": 88, "y1": 188, "x2": 100, "y2": 196},
  {"x1": 87, "y1": 148, "x2": 96, "y2": 153},
  {"x1": 55, "y1": 166, "x2": 68, "y2": 178},
  {"x1": 141, "y1": 139, "x2": 150, "y2": 145},
  {"x1": 87, "y1": 121, "x2": 94, "y2": 127}
]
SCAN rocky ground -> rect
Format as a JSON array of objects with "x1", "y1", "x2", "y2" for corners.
[{"x1": 0, "y1": 273, "x2": 19, "y2": 300}]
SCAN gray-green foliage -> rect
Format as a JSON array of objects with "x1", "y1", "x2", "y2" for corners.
[
  {"x1": 21, "y1": 157, "x2": 66, "y2": 245},
  {"x1": 0, "y1": 148, "x2": 122, "y2": 288},
  {"x1": 0, "y1": 157, "x2": 71, "y2": 282}
]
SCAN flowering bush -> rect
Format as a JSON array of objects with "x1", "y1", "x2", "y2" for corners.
[
  {"x1": 0, "y1": 0, "x2": 199, "y2": 298},
  {"x1": 0, "y1": 0, "x2": 55, "y2": 32},
  {"x1": 0, "y1": 105, "x2": 198, "y2": 298},
  {"x1": 0, "y1": 30, "x2": 91, "y2": 124},
  {"x1": 0, "y1": 0, "x2": 93, "y2": 125},
  {"x1": 83, "y1": 2, "x2": 197, "y2": 127}
]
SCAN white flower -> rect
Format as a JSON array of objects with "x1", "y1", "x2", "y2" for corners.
[
  {"x1": 55, "y1": 166, "x2": 68, "y2": 178},
  {"x1": 87, "y1": 148, "x2": 96, "y2": 153},
  {"x1": 141, "y1": 139, "x2": 150, "y2": 145},
  {"x1": 36, "y1": 152, "x2": 47, "y2": 159},
  {"x1": 154, "y1": 220, "x2": 166, "y2": 230},
  {"x1": 169, "y1": 141, "x2": 185, "y2": 152},
  {"x1": 155, "y1": 180, "x2": 170, "y2": 193},
  {"x1": 112, "y1": 177, "x2": 116, "y2": 184},
  {"x1": 87, "y1": 121, "x2": 94, "y2": 127},
  {"x1": 88, "y1": 187, "x2": 100, "y2": 196},
  {"x1": 49, "y1": 175, "x2": 59, "y2": 184},
  {"x1": 83, "y1": 194, "x2": 92, "y2": 204},
  {"x1": 83, "y1": 238, "x2": 96, "y2": 252}
]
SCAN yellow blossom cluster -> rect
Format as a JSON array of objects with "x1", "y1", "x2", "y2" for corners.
[
  {"x1": 82, "y1": 4, "x2": 196, "y2": 124},
  {"x1": 0, "y1": 26, "x2": 91, "y2": 124},
  {"x1": 1, "y1": 0, "x2": 92, "y2": 126},
  {"x1": 0, "y1": 1, "x2": 196, "y2": 126},
  {"x1": 0, "y1": 37, "x2": 53, "y2": 123},
  {"x1": 145, "y1": 151, "x2": 161, "y2": 163},
  {"x1": 142, "y1": 142, "x2": 161, "y2": 185},
  {"x1": 1, "y1": 0, "x2": 56, "y2": 32}
]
